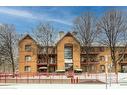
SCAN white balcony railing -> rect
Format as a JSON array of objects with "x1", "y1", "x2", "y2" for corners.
[{"x1": 64, "y1": 59, "x2": 72, "y2": 63}]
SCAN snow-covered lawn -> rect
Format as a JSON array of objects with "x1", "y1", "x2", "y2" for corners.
[{"x1": 0, "y1": 83, "x2": 126, "y2": 89}]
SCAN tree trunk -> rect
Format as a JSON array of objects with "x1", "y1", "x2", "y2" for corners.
[
  {"x1": 10, "y1": 50, "x2": 15, "y2": 78},
  {"x1": 114, "y1": 62, "x2": 118, "y2": 83},
  {"x1": 46, "y1": 46, "x2": 49, "y2": 76},
  {"x1": 12, "y1": 62, "x2": 15, "y2": 78},
  {"x1": 86, "y1": 48, "x2": 90, "y2": 76},
  {"x1": 114, "y1": 63, "x2": 118, "y2": 74}
]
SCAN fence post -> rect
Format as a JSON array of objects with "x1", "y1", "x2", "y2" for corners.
[
  {"x1": 33, "y1": 73, "x2": 34, "y2": 78},
  {"x1": 105, "y1": 73, "x2": 108, "y2": 89},
  {"x1": 16, "y1": 74, "x2": 17, "y2": 83},
  {"x1": 50, "y1": 74, "x2": 51, "y2": 84},
  {"x1": 5, "y1": 73, "x2": 6, "y2": 84},
  {"x1": 39, "y1": 73, "x2": 40, "y2": 84},
  {"x1": 71, "y1": 78, "x2": 73, "y2": 84},
  {"x1": 32, "y1": 73, "x2": 34, "y2": 83},
  {"x1": 117, "y1": 73, "x2": 118, "y2": 84},
  {"x1": 95, "y1": 73, "x2": 97, "y2": 80},
  {"x1": 19, "y1": 73, "x2": 21, "y2": 84},
  {"x1": 76, "y1": 77, "x2": 78, "y2": 84},
  {"x1": 27, "y1": 72, "x2": 29, "y2": 84},
  {"x1": 0, "y1": 75, "x2": 1, "y2": 83}
]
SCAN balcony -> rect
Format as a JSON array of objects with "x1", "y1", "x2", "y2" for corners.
[
  {"x1": 81, "y1": 61, "x2": 99, "y2": 65},
  {"x1": 37, "y1": 53, "x2": 57, "y2": 56},
  {"x1": 120, "y1": 60, "x2": 127, "y2": 64},
  {"x1": 49, "y1": 63, "x2": 57, "y2": 66},
  {"x1": 64, "y1": 59, "x2": 72, "y2": 63},
  {"x1": 37, "y1": 47, "x2": 56, "y2": 55},
  {"x1": 81, "y1": 51, "x2": 99, "y2": 55},
  {"x1": 37, "y1": 62, "x2": 57, "y2": 66},
  {"x1": 37, "y1": 63, "x2": 47, "y2": 66},
  {"x1": 81, "y1": 47, "x2": 103, "y2": 55},
  {"x1": 118, "y1": 49, "x2": 127, "y2": 54}
]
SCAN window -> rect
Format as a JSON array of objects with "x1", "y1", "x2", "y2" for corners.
[
  {"x1": 50, "y1": 57, "x2": 55, "y2": 64},
  {"x1": 64, "y1": 46, "x2": 72, "y2": 59},
  {"x1": 65, "y1": 63, "x2": 73, "y2": 70},
  {"x1": 100, "y1": 65, "x2": 105, "y2": 72},
  {"x1": 122, "y1": 65, "x2": 127, "y2": 72},
  {"x1": 90, "y1": 48, "x2": 95, "y2": 52},
  {"x1": 81, "y1": 56, "x2": 86, "y2": 62},
  {"x1": 124, "y1": 55, "x2": 127, "y2": 61},
  {"x1": 24, "y1": 66, "x2": 31, "y2": 72},
  {"x1": 99, "y1": 47, "x2": 104, "y2": 52},
  {"x1": 25, "y1": 55, "x2": 31, "y2": 62},
  {"x1": 81, "y1": 57, "x2": 84, "y2": 62},
  {"x1": 25, "y1": 45, "x2": 31, "y2": 52},
  {"x1": 100, "y1": 56, "x2": 105, "y2": 61}
]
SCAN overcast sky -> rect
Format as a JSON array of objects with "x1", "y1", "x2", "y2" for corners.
[{"x1": 0, "y1": 6, "x2": 126, "y2": 34}]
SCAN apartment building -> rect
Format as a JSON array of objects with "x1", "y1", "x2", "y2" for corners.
[{"x1": 18, "y1": 32, "x2": 127, "y2": 74}]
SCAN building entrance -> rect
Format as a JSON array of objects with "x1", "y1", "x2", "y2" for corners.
[
  {"x1": 65, "y1": 63, "x2": 73, "y2": 71},
  {"x1": 64, "y1": 45, "x2": 73, "y2": 71},
  {"x1": 121, "y1": 65, "x2": 127, "y2": 73}
]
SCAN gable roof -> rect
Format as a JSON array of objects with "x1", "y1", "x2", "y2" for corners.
[
  {"x1": 18, "y1": 34, "x2": 37, "y2": 45},
  {"x1": 56, "y1": 32, "x2": 80, "y2": 45}
]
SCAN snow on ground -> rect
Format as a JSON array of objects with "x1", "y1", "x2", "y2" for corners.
[
  {"x1": 0, "y1": 73, "x2": 127, "y2": 95},
  {"x1": 0, "y1": 83, "x2": 127, "y2": 89}
]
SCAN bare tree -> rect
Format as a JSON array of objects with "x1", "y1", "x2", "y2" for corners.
[
  {"x1": 97, "y1": 9, "x2": 127, "y2": 74},
  {"x1": 0, "y1": 24, "x2": 18, "y2": 77},
  {"x1": 33, "y1": 23, "x2": 55, "y2": 73},
  {"x1": 73, "y1": 12, "x2": 99, "y2": 74}
]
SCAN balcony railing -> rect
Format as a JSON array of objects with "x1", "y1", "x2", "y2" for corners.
[
  {"x1": 118, "y1": 51, "x2": 127, "y2": 54},
  {"x1": 120, "y1": 60, "x2": 127, "y2": 64},
  {"x1": 81, "y1": 61, "x2": 99, "y2": 65},
  {"x1": 37, "y1": 62, "x2": 56, "y2": 66},
  {"x1": 37, "y1": 63, "x2": 47, "y2": 66},
  {"x1": 81, "y1": 51, "x2": 99, "y2": 55}
]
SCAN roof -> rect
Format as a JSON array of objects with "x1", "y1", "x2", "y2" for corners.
[
  {"x1": 56, "y1": 32, "x2": 80, "y2": 45},
  {"x1": 18, "y1": 33, "x2": 127, "y2": 48},
  {"x1": 18, "y1": 34, "x2": 37, "y2": 45}
]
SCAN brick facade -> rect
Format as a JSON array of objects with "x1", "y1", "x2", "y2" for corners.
[{"x1": 18, "y1": 32, "x2": 127, "y2": 74}]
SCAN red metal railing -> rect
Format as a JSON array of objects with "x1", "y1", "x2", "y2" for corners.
[{"x1": 0, "y1": 72, "x2": 118, "y2": 84}]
